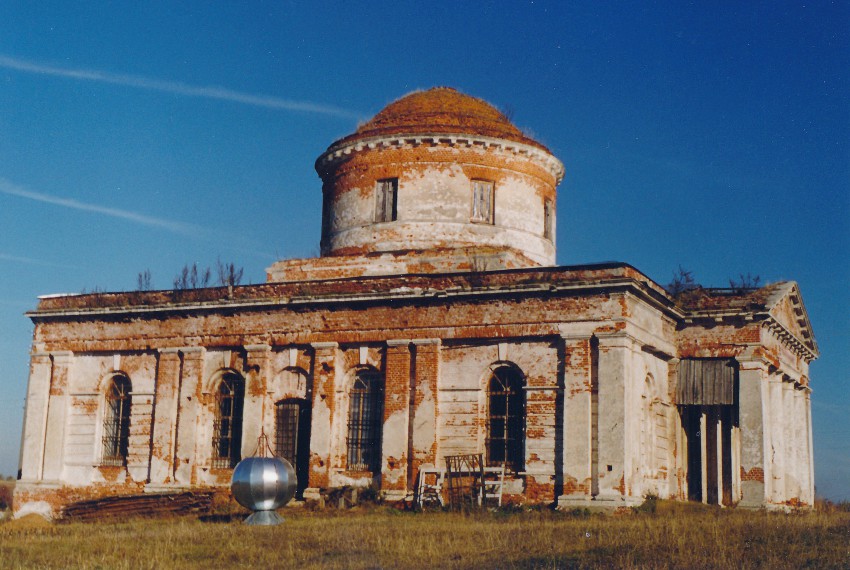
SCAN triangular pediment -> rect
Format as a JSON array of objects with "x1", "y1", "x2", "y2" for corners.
[{"x1": 766, "y1": 282, "x2": 818, "y2": 358}]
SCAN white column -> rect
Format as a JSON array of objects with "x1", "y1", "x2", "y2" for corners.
[
  {"x1": 731, "y1": 422, "x2": 741, "y2": 503},
  {"x1": 794, "y1": 386, "x2": 806, "y2": 504},
  {"x1": 805, "y1": 389, "x2": 815, "y2": 504},
  {"x1": 700, "y1": 411, "x2": 708, "y2": 504},
  {"x1": 768, "y1": 374, "x2": 785, "y2": 503},
  {"x1": 716, "y1": 411, "x2": 724, "y2": 504},
  {"x1": 782, "y1": 381, "x2": 797, "y2": 502},
  {"x1": 737, "y1": 356, "x2": 768, "y2": 508}
]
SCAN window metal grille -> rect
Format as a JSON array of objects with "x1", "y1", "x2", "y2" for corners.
[
  {"x1": 275, "y1": 400, "x2": 301, "y2": 464},
  {"x1": 486, "y1": 367, "x2": 525, "y2": 472},
  {"x1": 101, "y1": 375, "x2": 131, "y2": 467},
  {"x1": 471, "y1": 180, "x2": 494, "y2": 223},
  {"x1": 375, "y1": 178, "x2": 398, "y2": 222},
  {"x1": 346, "y1": 370, "x2": 383, "y2": 471},
  {"x1": 212, "y1": 373, "x2": 244, "y2": 469}
]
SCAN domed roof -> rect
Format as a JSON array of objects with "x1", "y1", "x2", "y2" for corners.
[{"x1": 334, "y1": 87, "x2": 549, "y2": 151}]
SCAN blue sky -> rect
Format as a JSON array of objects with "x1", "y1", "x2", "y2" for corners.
[{"x1": 0, "y1": 2, "x2": 847, "y2": 499}]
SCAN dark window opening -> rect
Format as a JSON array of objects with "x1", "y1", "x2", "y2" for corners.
[
  {"x1": 320, "y1": 189, "x2": 333, "y2": 250},
  {"x1": 212, "y1": 373, "x2": 244, "y2": 469},
  {"x1": 102, "y1": 375, "x2": 131, "y2": 466},
  {"x1": 275, "y1": 400, "x2": 300, "y2": 463},
  {"x1": 543, "y1": 199, "x2": 554, "y2": 240},
  {"x1": 346, "y1": 370, "x2": 383, "y2": 471},
  {"x1": 486, "y1": 366, "x2": 525, "y2": 472},
  {"x1": 375, "y1": 178, "x2": 398, "y2": 222},
  {"x1": 275, "y1": 398, "x2": 311, "y2": 497}
]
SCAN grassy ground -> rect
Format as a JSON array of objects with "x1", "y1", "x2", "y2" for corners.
[{"x1": 1, "y1": 501, "x2": 849, "y2": 569}]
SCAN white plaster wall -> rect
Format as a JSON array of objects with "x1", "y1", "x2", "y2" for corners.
[
  {"x1": 64, "y1": 354, "x2": 105, "y2": 484},
  {"x1": 628, "y1": 350, "x2": 673, "y2": 499},
  {"x1": 323, "y1": 146, "x2": 556, "y2": 265},
  {"x1": 437, "y1": 341, "x2": 559, "y2": 475}
]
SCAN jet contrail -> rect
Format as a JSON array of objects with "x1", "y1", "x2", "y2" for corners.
[
  {"x1": 0, "y1": 54, "x2": 361, "y2": 120},
  {"x1": 0, "y1": 253, "x2": 75, "y2": 269},
  {"x1": 0, "y1": 178, "x2": 200, "y2": 235}
]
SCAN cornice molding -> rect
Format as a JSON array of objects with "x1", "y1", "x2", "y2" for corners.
[
  {"x1": 317, "y1": 133, "x2": 565, "y2": 183},
  {"x1": 761, "y1": 315, "x2": 818, "y2": 363}
]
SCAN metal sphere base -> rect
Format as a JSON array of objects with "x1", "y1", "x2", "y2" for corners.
[{"x1": 243, "y1": 510, "x2": 284, "y2": 526}]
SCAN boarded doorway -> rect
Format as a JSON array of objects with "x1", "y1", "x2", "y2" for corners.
[
  {"x1": 680, "y1": 405, "x2": 735, "y2": 505},
  {"x1": 275, "y1": 398, "x2": 311, "y2": 498},
  {"x1": 677, "y1": 359, "x2": 738, "y2": 506}
]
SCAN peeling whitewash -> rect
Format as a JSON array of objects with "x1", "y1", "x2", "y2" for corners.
[{"x1": 14, "y1": 88, "x2": 816, "y2": 517}]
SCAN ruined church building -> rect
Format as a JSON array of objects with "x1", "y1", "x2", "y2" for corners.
[{"x1": 16, "y1": 88, "x2": 817, "y2": 517}]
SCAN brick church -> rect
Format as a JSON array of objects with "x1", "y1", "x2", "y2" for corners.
[{"x1": 15, "y1": 87, "x2": 817, "y2": 517}]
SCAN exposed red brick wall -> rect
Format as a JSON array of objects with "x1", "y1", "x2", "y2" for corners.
[
  {"x1": 524, "y1": 476, "x2": 555, "y2": 503},
  {"x1": 741, "y1": 467, "x2": 765, "y2": 483},
  {"x1": 382, "y1": 343, "x2": 412, "y2": 491},
  {"x1": 411, "y1": 342, "x2": 439, "y2": 478},
  {"x1": 334, "y1": 87, "x2": 548, "y2": 152}
]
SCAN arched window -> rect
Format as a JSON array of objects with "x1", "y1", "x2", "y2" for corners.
[
  {"x1": 212, "y1": 372, "x2": 245, "y2": 468},
  {"x1": 102, "y1": 375, "x2": 131, "y2": 466},
  {"x1": 346, "y1": 369, "x2": 383, "y2": 471},
  {"x1": 487, "y1": 366, "x2": 525, "y2": 472}
]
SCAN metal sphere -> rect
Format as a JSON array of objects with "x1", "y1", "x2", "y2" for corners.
[{"x1": 231, "y1": 456, "x2": 297, "y2": 514}]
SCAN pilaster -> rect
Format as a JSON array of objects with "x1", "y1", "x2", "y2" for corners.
[
  {"x1": 241, "y1": 344, "x2": 271, "y2": 461},
  {"x1": 149, "y1": 348, "x2": 182, "y2": 485},
  {"x1": 411, "y1": 339, "x2": 440, "y2": 478},
  {"x1": 382, "y1": 339, "x2": 412, "y2": 496},
  {"x1": 307, "y1": 342, "x2": 339, "y2": 492},
  {"x1": 42, "y1": 351, "x2": 73, "y2": 481},
  {"x1": 19, "y1": 352, "x2": 52, "y2": 481},
  {"x1": 594, "y1": 333, "x2": 637, "y2": 504},
  {"x1": 173, "y1": 347, "x2": 205, "y2": 485},
  {"x1": 558, "y1": 334, "x2": 593, "y2": 503}
]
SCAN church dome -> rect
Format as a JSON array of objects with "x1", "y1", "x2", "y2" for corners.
[
  {"x1": 309, "y1": 87, "x2": 564, "y2": 270},
  {"x1": 334, "y1": 87, "x2": 549, "y2": 151}
]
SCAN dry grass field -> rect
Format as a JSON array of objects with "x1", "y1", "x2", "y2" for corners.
[{"x1": 1, "y1": 499, "x2": 849, "y2": 570}]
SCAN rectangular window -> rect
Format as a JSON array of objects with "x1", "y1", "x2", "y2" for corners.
[
  {"x1": 543, "y1": 199, "x2": 554, "y2": 240},
  {"x1": 275, "y1": 400, "x2": 301, "y2": 464},
  {"x1": 320, "y1": 190, "x2": 332, "y2": 249},
  {"x1": 375, "y1": 178, "x2": 398, "y2": 222},
  {"x1": 471, "y1": 180, "x2": 494, "y2": 223}
]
